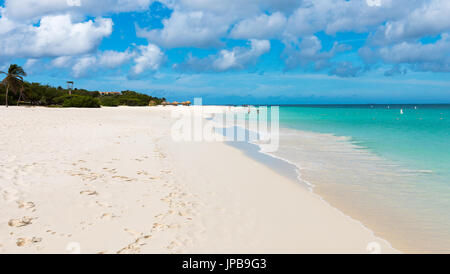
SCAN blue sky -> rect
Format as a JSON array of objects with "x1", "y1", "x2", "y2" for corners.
[{"x1": 0, "y1": 0, "x2": 449, "y2": 104}]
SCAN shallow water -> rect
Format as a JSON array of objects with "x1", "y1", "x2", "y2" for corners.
[{"x1": 268, "y1": 105, "x2": 450, "y2": 253}]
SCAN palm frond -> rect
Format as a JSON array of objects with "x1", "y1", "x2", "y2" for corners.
[{"x1": 7, "y1": 64, "x2": 27, "y2": 77}]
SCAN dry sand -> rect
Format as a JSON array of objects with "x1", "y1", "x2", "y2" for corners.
[{"x1": 0, "y1": 106, "x2": 399, "y2": 254}]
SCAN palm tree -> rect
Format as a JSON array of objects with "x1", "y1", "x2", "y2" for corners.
[{"x1": 1, "y1": 64, "x2": 27, "y2": 107}]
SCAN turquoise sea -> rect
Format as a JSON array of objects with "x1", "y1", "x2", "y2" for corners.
[{"x1": 271, "y1": 105, "x2": 450, "y2": 253}]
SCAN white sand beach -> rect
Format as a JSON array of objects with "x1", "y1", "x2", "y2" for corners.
[{"x1": 0, "y1": 106, "x2": 399, "y2": 254}]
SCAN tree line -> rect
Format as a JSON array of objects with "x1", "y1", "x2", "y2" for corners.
[{"x1": 1, "y1": 64, "x2": 166, "y2": 108}]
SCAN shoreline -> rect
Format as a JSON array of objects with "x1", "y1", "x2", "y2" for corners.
[
  {"x1": 246, "y1": 124, "x2": 444, "y2": 254},
  {"x1": 229, "y1": 131, "x2": 402, "y2": 253},
  {"x1": 0, "y1": 106, "x2": 399, "y2": 253}
]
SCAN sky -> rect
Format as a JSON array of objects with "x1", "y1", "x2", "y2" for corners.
[{"x1": 0, "y1": 0, "x2": 449, "y2": 104}]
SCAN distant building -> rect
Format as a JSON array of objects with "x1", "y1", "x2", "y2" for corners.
[{"x1": 99, "y1": 92, "x2": 122, "y2": 96}]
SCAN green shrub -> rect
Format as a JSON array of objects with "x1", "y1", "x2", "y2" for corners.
[
  {"x1": 119, "y1": 97, "x2": 146, "y2": 106},
  {"x1": 100, "y1": 96, "x2": 120, "y2": 107},
  {"x1": 53, "y1": 94, "x2": 72, "y2": 105},
  {"x1": 62, "y1": 95, "x2": 101, "y2": 108}
]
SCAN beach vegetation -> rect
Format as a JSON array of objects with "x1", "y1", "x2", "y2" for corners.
[
  {"x1": 61, "y1": 95, "x2": 101, "y2": 108},
  {"x1": 0, "y1": 64, "x2": 27, "y2": 107},
  {"x1": 0, "y1": 65, "x2": 166, "y2": 108}
]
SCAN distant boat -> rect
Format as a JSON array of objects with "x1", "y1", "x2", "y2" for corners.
[
  {"x1": 415, "y1": 106, "x2": 418, "y2": 110},
  {"x1": 400, "y1": 109, "x2": 404, "y2": 115}
]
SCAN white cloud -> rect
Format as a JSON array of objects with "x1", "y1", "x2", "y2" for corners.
[
  {"x1": 139, "y1": 0, "x2": 301, "y2": 48},
  {"x1": 131, "y1": 44, "x2": 165, "y2": 75},
  {"x1": 24, "y1": 58, "x2": 39, "y2": 68},
  {"x1": 71, "y1": 50, "x2": 135, "y2": 77},
  {"x1": 283, "y1": 0, "x2": 430, "y2": 37},
  {"x1": 2, "y1": 0, "x2": 450, "y2": 78},
  {"x1": 213, "y1": 40, "x2": 271, "y2": 71},
  {"x1": 361, "y1": 33, "x2": 450, "y2": 72},
  {"x1": 175, "y1": 39, "x2": 270, "y2": 72},
  {"x1": 371, "y1": 0, "x2": 450, "y2": 45},
  {"x1": 0, "y1": 14, "x2": 112, "y2": 59},
  {"x1": 3, "y1": 0, "x2": 153, "y2": 21},
  {"x1": 160, "y1": 0, "x2": 301, "y2": 17},
  {"x1": 46, "y1": 46, "x2": 161, "y2": 78},
  {"x1": 72, "y1": 56, "x2": 97, "y2": 77},
  {"x1": 366, "y1": 0, "x2": 382, "y2": 7},
  {"x1": 229, "y1": 12, "x2": 287, "y2": 40},
  {"x1": 51, "y1": 56, "x2": 73, "y2": 68},
  {"x1": 284, "y1": 36, "x2": 351, "y2": 70},
  {"x1": 137, "y1": 11, "x2": 230, "y2": 48},
  {"x1": 0, "y1": 8, "x2": 18, "y2": 35},
  {"x1": 98, "y1": 50, "x2": 135, "y2": 68}
]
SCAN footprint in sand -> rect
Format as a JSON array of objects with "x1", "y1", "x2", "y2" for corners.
[
  {"x1": 17, "y1": 201, "x2": 36, "y2": 210},
  {"x1": 117, "y1": 242, "x2": 141, "y2": 254},
  {"x1": 80, "y1": 190, "x2": 98, "y2": 196},
  {"x1": 96, "y1": 201, "x2": 112, "y2": 208},
  {"x1": 46, "y1": 230, "x2": 72, "y2": 238},
  {"x1": 167, "y1": 223, "x2": 181, "y2": 229},
  {"x1": 103, "y1": 168, "x2": 117, "y2": 174},
  {"x1": 112, "y1": 175, "x2": 136, "y2": 182},
  {"x1": 124, "y1": 228, "x2": 142, "y2": 237},
  {"x1": 151, "y1": 223, "x2": 166, "y2": 233},
  {"x1": 16, "y1": 237, "x2": 42, "y2": 247},
  {"x1": 100, "y1": 213, "x2": 118, "y2": 220},
  {"x1": 117, "y1": 235, "x2": 152, "y2": 254},
  {"x1": 8, "y1": 217, "x2": 34, "y2": 227},
  {"x1": 178, "y1": 210, "x2": 191, "y2": 217}
]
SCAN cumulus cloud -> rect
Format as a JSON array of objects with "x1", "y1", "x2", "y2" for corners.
[
  {"x1": 284, "y1": 0, "x2": 399, "y2": 37},
  {"x1": 51, "y1": 56, "x2": 73, "y2": 68},
  {"x1": 98, "y1": 50, "x2": 135, "y2": 68},
  {"x1": 0, "y1": 14, "x2": 113, "y2": 59},
  {"x1": 175, "y1": 39, "x2": 270, "y2": 72},
  {"x1": 138, "y1": 0, "x2": 301, "y2": 48},
  {"x1": 45, "y1": 44, "x2": 164, "y2": 78},
  {"x1": 136, "y1": 11, "x2": 230, "y2": 48},
  {"x1": 70, "y1": 49, "x2": 136, "y2": 77},
  {"x1": 229, "y1": 12, "x2": 286, "y2": 40},
  {"x1": 370, "y1": 0, "x2": 450, "y2": 45},
  {"x1": 3, "y1": 0, "x2": 153, "y2": 21},
  {"x1": 130, "y1": 44, "x2": 165, "y2": 76},
  {"x1": 360, "y1": 33, "x2": 450, "y2": 72},
  {"x1": 143, "y1": 0, "x2": 450, "y2": 76},
  {"x1": 284, "y1": 36, "x2": 351, "y2": 70},
  {"x1": 2, "y1": 0, "x2": 450, "y2": 78},
  {"x1": 160, "y1": 0, "x2": 301, "y2": 17},
  {"x1": 72, "y1": 56, "x2": 97, "y2": 77},
  {"x1": 48, "y1": 50, "x2": 133, "y2": 78}
]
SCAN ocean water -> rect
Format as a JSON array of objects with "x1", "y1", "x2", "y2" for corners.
[{"x1": 269, "y1": 105, "x2": 450, "y2": 253}]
